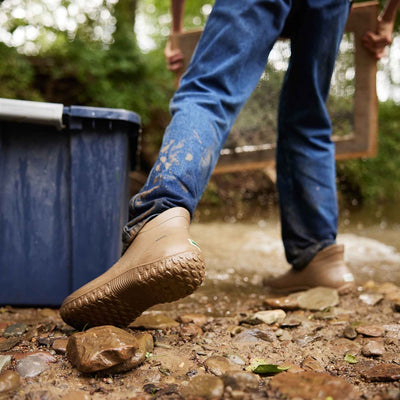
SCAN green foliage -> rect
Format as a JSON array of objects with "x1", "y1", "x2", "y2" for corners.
[
  {"x1": 0, "y1": 43, "x2": 42, "y2": 100},
  {"x1": 337, "y1": 101, "x2": 400, "y2": 204}
]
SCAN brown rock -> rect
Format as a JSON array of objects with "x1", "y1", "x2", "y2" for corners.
[
  {"x1": 222, "y1": 371, "x2": 259, "y2": 391},
  {"x1": 204, "y1": 355, "x2": 239, "y2": 376},
  {"x1": 178, "y1": 314, "x2": 208, "y2": 326},
  {"x1": 52, "y1": 338, "x2": 68, "y2": 354},
  {"x1": 343, "y1": 325, "x2": 358, "y2": 340},
  {"x1": 181, "y1": 375, "x2": 224, "y2": 399},
  {"x1": 361, "y1": 363, "x2": 400, "y2": 381},
  {"x1": 0, "y1": 337, "x2": 21, "y2": 352},
  {"x1": 269, "y1": 371, "x2": 359, "y2": 399},
  {"x1": 356, "y1": 325, "x2": 385, "y2": 337},
  {"x1": 297, "y1": 287, "x2": 339, "y2": 311},
  {"x1": 0, "y1": 371, "x2": 21, "y2": 394},
  {"x1": 180, "y1": 324, "x2": 203, "y2": 338},
  {"x1": 362, "y1": 340, "x2": 385, "y2": 357},
  {"x1": 359, "y1": 293, "x2": 384, "y2": 306},
  {"x1": 66, "y1": 325, "x2": 153, "y2": 373},
  {"x1": 129, "y1": 312, "x2": 179, "y2": 330},
  {"x1": 264, "y1": 296, "x2": 299, "y2": 310},
  {"x1": 301, "y1": 356, "x2": 325, "y2": 372}
]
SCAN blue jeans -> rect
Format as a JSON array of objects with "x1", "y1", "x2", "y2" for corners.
[{"x1": 123, "y1": 0, "x2": 351, "y2": 269}]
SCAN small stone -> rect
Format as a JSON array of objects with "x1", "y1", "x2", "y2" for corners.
[
  {"x1": 16, "y1": 353, "x2": 55, "y2": 378},
  {"x1": 67, "y1": 326, "x2": 153, "y2": 373},
  {"x1": 227, "y1": 326, "x2": 243, "y2": 337},
  {"x1": 362, "y1": 363, "x2": 400, "y2": 381},
  {"x1": 362, "y1": 340, "x2": 385, "y2": 357},
  {"x1": 279, "y1": 318, "x2": 302, "y2": 328},
  {"x1": 301, "y1": 356, "x2": 325, "y2": 372},
  {"x1": 356, "y1": 325, "x2": 385, "y2": 337},
  {"x1": 0, "y1": 355, "x2": 11, "y2": 373},
  {"x1": 204, "y1": 356, "x2": 239, "y2": 376},
  {"x1": 61, "y1": 390, "x2": 91, "y2": 400},
  {"x1": 129, "y1": 312, "x2": 179, "y2": 330},
  {"x1": 252, "y1": 310, "x2": 286, "y2": 325},
  {"x1": 0, "y1": 337, "x2": 21, "y2": 352},
  {"x1": 359, "y1": 293, "x2": 384, "y2": 306},
  {"x1": 52, "y1": 338, "x2": 68, "y2": 354},
  {"x1": 222, "y1": 371, "x2": 259, "y2": 391},
  {"x1": 233, "y1": 328, "x2": 275, "y2": 343},
  {"x1": 270, "y1": 371, "x2": 359, "y2": 399},
  {"x1": 343, "y1": 325, "x2": 358, "y2": 340},
  {"x1": 3, "y1": 323, "x2": 27, "y2": 338},
  {"x1": 0, "y1": 371, "x2": 21, "y2": 394},
  {"x1": 181, "y1": 375, "x2": 224, "y2": 400},
  {"x1": 227, "y1": 354, "x2": 246, "y2": 366},
  {"x1": 382, "y1": 324, "x2": 400, "y2": 339},
  {"x1": 297, "y1": 287, "x2": 339, "y2": 311},
  {"x1": 264, "y1": 296, "x2": 299, "y2": 310},
  {"x1": 178, "y1": 314, "x2": 208, "y2": 326},
  {"x1": 180, "y1": 324, "x2": 203, "y2": 338}
]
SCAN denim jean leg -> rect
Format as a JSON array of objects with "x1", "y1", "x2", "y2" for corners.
[
  {"x1": 277, "y1": 0, "x2": 351, "y2": 269},
  {"x1": 123, "y1": 0, "x2": 292, "y2": 248}
]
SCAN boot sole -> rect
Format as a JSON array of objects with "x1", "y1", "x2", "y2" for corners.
[{"x1": 60, "y1": 251, "x2": 205, "y2": 330}]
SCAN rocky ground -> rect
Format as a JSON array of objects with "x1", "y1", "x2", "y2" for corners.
[{"x1": 1, "y1": 280, "x2": 400, "y2": 400}]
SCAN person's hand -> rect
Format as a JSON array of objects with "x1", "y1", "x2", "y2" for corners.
[
  {"x1": 164, "y1": 40, "x2": 184, "y2": 71},
  {"x1": 362, "y1": 17, "x2": 395, "y2": 59}
]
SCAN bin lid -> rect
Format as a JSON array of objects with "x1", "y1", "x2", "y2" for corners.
[
  {"x1": 63, "y1": 105, "x2": 141, "y2": 127},
  {"x1": 0, "y1": 98, "x2": 64, "y2": 129}
]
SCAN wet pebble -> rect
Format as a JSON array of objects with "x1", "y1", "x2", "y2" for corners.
[
  {"x1": 181, "y1": 375, "x2": 224, "y2": 400},
  {"x1": 16, "y1": 353, "x2": 55, "y2": 378},
  {"x1": 178, "y1": 314, "x2": 208, "y2": 326},
  {"x1": 269, "y1": 371, "x2": 359, "y2": 399},
  {"x1": 361, "y1": 363, "x2": 400, "y2": 381},
  {"x1": 180, "y1": 323, "x2": 203, "y2": 338},
  {"x1": 343, "y1": 325, "x2": 358, "y2": 340},
  {"x1": 356, "y1": 325, "x2": 385, "y2": 337},
  {"x1": 0, "y1": 371, "x2": 21, "y2": 394},
  {"x1": 67, "y1": 326, "x2": 153, "y2": 373},
  {"x1": 252, "y1": 310, "x2": 286, "y2": 325},
  {"x1": 3, "y1": 323, "x2": 27, "y2": 338},
  {"x1": 264, "y1": 296, "x2": 299, "y2": 310},
  {"x1": 0, "y1": 337, "x2": 21, "y2": 352},
  {"x1": 0, "y1": 355, "x2": 11, "y2": 373},
  {"x1": 222, "y1": 371, "x2": 259, "y2": 391},
  {"x1": 362, "y1": 339, "x2": 385, "y2": 357},
  {"x1": 52, "y1": 338, "x2": 68, "y2": 354},
  {"x1": 233, "y1": 328, "x2": 275, "y2": 343},
  {"x1": 359, "y1": 293, "x2": 384, "y2": 306},
  {"x1": 129, "y1": 312, "x2": 179, "y2": 330},
  {"x1": 297, "y1": 287, "x2": 339, "y2": 311},
  {"x1": 279, "y1": 318, "x2": 302, "y2": 328},
  {"x1": 204, "y1": 355, "x2": 239, "y2": 376}
]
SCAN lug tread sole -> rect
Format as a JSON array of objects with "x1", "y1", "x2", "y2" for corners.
[{"x1": 60, "y1": 251, "x2": 205, "y2": 329}]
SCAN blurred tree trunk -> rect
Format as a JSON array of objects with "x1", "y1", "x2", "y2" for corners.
[{"x1": 113, "y1": 0, "x2": 138, "y2": 43}]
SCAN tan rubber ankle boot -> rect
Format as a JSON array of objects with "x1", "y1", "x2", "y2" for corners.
[
  {"x1": 263, "y1": 244, "x2": 355, "y2": 293},
  {"x1": 60, "y1": 207, "x2": 205, "y2": 329}
]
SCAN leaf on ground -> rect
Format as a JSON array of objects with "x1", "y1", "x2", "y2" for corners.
[
  {"x1": 344, "y1": 354, "x2": 358, "y2": 364},
  {"x1": 246, "y1": 359, "x2": 290, "y2": 375}
]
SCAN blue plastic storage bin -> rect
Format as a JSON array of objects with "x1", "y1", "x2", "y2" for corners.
[{"x1": 0, "y1": 99, "x2": 140, "y2": 306}]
